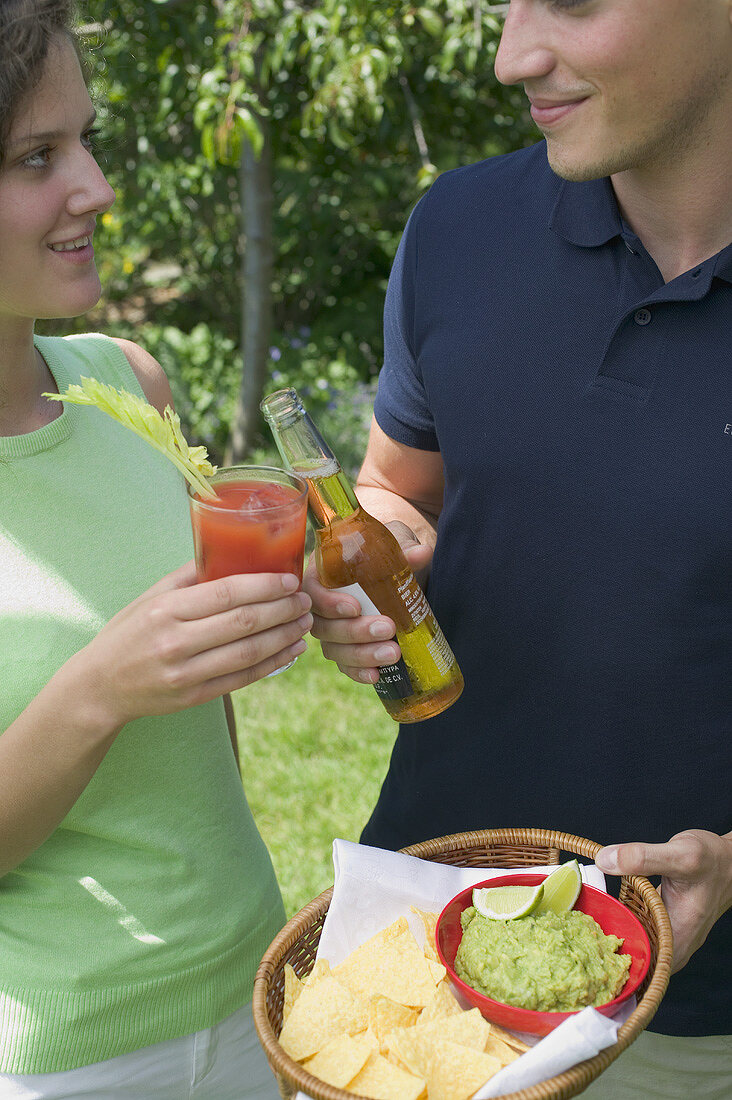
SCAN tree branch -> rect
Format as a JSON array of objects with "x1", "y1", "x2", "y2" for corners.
[{"x1": 398, "y1": 73, "x2": 431, "y2": 170}]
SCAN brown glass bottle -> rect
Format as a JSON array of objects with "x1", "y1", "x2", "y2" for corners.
[{"x1": 260, "y1": 389, "x2": 463, "y2": 723}]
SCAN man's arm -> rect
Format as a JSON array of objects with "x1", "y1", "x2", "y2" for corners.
[
  {"x1": 596, "y1": 829, "x2": 732, "y2": 972},
  {"x1": 355, "y1": 418, "x2": 444, "y2": 551},
  {"x1": 303, "y1": 418, "x2": 444, "y2": 684}
]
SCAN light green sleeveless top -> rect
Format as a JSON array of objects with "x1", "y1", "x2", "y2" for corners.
[{"x1": 0, "y1": 334, "x2": 285, "y2": 1073}]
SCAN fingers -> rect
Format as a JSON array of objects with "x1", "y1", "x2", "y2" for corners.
[
  {"x1": 192, "y1": 637, "x2": 310, "y2": 700},
  {"x1": 162, "y1": 572, "x2": 303, "y2": 623},
  {"x1": 327, "y1": 640, "x2": 401, "y2": 684},
  {"x1": 301, "y1": 564, "x2": 361, "y2": 619},
  {"x1": 173, "y1": 612, "x2": 313, "y2": 690},
  {"x1": 177, "y1": 592, "x2": 312, "y2": 657},
  {"x1": 596, "y1": 832, "x2": 713, "y2": 880},
  {"x1": 403, "y1": 542, "x2": 433, "y2": 571},
  {"x1": 385, "y1": 519, "x2": 421, "y2": 548},
  {"x1": 310, "y1": 609, "x2": 399, "y2": 682}
]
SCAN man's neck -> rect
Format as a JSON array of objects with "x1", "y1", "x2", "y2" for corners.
[{"x1": 611, "y1": 132, "x2": 732, "y2": 284}]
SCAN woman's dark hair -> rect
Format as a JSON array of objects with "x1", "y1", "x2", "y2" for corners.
[{"x1": 0, "y1": 0, "x2": 82, "y2": 167}]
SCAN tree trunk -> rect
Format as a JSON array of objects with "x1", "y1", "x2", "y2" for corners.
[{"x1": 227, "y1": 117, "x2": 272, "y2": 463}]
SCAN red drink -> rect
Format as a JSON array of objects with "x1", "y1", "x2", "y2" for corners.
[{"x1": 189, "y1": 466, "x2": 308, "y2": 583}]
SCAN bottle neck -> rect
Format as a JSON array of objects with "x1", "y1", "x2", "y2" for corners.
[
  {"x1": 298, "y1": 461, "x2": 360, "y2": 528},
  {"x1": 260, "y1": 389, "x2": 359, "y2": 528}
]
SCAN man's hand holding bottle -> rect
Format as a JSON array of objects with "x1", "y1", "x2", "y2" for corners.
[{"x1": 303, "y1": 523, "x2": 433, "y2": 687}]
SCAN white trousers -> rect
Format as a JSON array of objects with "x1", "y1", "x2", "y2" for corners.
[
  {"x1": 0, "y1": 1001, "x2": 281, "y2": 1100},
  {"x1": 581, "y1": 1030, "x2": 732, "y2": 1099}
]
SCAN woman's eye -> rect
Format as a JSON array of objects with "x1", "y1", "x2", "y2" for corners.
[
  {"x1": 81, "y1": 127, "x2": 101, "y2": 152},
  {"x1": 22, "y1": 147, "x2": 52, "y2": 170}
]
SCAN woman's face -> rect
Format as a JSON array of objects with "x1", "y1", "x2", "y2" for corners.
[{"x1": 0, "y1": 35, "x2": 115, "y2": 327}]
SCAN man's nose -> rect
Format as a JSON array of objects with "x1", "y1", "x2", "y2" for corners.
[{"x1": 494, "y1": 1, "x2": 557, "y2": 86}]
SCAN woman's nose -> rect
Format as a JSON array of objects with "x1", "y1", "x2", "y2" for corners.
[{"x1": 66, "y1": 148, "x2": 116, "y2": 217}]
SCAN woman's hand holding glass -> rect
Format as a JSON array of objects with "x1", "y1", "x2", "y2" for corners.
[{"x1": 70, "y1": 561, "x2": 312, "y2": 729}]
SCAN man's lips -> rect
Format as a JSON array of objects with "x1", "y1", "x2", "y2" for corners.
[{"x1": 528, "y1": 97, "x2": 589, "y2": 127}]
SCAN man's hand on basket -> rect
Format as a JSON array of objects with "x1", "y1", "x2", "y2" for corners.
[{"x1": 595, "y1": 829, "x2": 732, "y2": 972}]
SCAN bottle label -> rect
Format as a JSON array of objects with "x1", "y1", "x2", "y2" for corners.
[{"x1": 334, "y1": 582, "x2": 413, "y2": 699}]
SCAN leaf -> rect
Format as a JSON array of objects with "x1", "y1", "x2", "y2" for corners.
[
  {"x1": 416, "y1": 7, "x2": 444, "y2": 36},
  {"x1": 43, "y1": 378, "x2": 218, "y2": 499}
]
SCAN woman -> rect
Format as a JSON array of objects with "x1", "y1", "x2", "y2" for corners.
[{"x1": 0, "y1": 2, "x2": 310, "y2": 1096}]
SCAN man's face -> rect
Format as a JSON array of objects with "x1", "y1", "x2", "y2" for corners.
[{"x1": 494, "y1": 0, "x2": 732, "y2": 181}]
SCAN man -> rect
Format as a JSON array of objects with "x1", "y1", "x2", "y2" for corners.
[{"x1": 304, "y1": 1, "x2": 731, "y2": 1094}]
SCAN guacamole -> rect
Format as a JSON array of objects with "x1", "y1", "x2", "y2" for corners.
[{"x1": 454, "y1": 907, "x2": 632, "y2": 1013}]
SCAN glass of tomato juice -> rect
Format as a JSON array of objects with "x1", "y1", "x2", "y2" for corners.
[{"x1": 188, "y1": 465, "x2": 309, "y2": 671}]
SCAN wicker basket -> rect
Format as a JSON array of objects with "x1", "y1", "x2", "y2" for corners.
[{"x1": 253, "y1": 828, "x2": 673, "y2": 1100}]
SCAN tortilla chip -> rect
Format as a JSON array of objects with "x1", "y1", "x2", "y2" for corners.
[
  {"x1": 368, "y1": 996, "x2": 420, "y2": 1050},
  {"x1": 385, "y1": 1008, "x2": 489, "y2": 1078},
  {"x1": 419, "y1": 979, "x2": 463, "y2": 1023},
  {"x1": 383, "y1": 1025, "x2": 433, "y2": 1078},
  {"x1": 426, "y1": 958, "x2": 447, "y2": 984},
  {"x1": 335, "y1": 927, "x2": 441, "y2": 1007},
  {"x1": 302, "y1": 1032, "x2": 373, "y2": 1089},
  {"x1": 278, "y1": 974, "x2": 355, "y2": 1061},
  {"x1": 331, "y1": 919, "x2": 410, "y2": 982},
  {"x1": 487, "y1": 1021, "x2": 531, "y2": 1053},
  {"x1": 347, "y1": 1051, "x2": 426, "y2": 1100},
  {"x1": 484, "y1": 1032, "x2": 522, "y2": 1066},
  {"x1": 419, "y1": 1007, "x2": 491, "y2": 1052},
  {"x1": 411, "y1": 906, "x2": 440, "y2": 963},
  {"x1": 355, "y1": 1026, "x2": 382, "y2": 1052},
  {"x1": 426, "y1": 1038, "x2": 502, "y2": 1100},
  {"x1": 306, "y1": 957, "x2": 332, "y2": 985},
  {"x1": 283, "y1": 963, "x2": 303, "y2": 1025}
]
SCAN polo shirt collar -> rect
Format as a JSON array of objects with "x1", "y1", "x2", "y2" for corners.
[
  {"x1": 549, "y1": 176, "x2": 622, "y2": 248},
  {"x1": 712, "y1": 242, "x2": 732, "y2": 284},
  {"x1": 549, "y1": 173, "x2": 732, "y2": 285}
]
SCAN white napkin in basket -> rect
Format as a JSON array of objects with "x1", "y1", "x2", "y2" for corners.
[{"x1": 295, "y1": 839, "x2": 634, "y2": 1100}]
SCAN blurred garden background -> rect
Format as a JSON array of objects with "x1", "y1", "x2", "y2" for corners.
[{"x1": 41, "y1": 0, "x2": 536, "y2": 915}]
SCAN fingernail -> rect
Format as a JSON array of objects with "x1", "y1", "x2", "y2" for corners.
[
  {"x1": 336, "y1": 601, "x2": 359, "y2": 617},
  {"x1": 374, "y1": 644, "x2": 398, "y2": 662},
  {"x1": 359, "y1": 669, "x2": 378, "y2": 683},
  {"x1": 291, "y1": 639, "x2": 307, "y2": 656},
  {"x1": 297, "y1": 613, "x2": 313, "y2": 632},
  {"x1": 596, "y1": 846, "x2": 620, "y2": 873},
  {"x1": 297, "y1": 592, "x2": 312, "y2": 611},
  {"x1": 281, "y1": 574, "x2": 299, "y2": 592},
  {"x1": 369, "y1": 620, "x2": 394, "y2": 640}
]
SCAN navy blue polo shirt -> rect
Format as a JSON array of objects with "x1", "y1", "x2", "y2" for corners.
[{"x1": 363, "y1": 142, "x2": 732, "y2": 1036}]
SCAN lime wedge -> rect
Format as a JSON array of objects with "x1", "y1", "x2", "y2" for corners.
[
  {"x1": 535, "y1": 860, "x2": 582, "y2": 915},
  {"x1": 472, "y1": 883, "x2": 544, "y2": 920}
]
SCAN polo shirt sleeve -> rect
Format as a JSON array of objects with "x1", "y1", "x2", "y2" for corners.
[{"x1": 373, "y1": 199, "x2": 440, "y2": 452}]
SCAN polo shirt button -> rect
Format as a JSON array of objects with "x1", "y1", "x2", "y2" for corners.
[{"x1": 634, "y1": 308, "x2": 652, "y2": 326}]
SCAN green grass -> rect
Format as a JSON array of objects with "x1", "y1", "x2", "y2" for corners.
[{"x1": 231, "y1": 639, "x2": 396, "y2": 916}]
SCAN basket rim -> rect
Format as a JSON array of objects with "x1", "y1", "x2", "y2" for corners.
[{"x1": 253, "y1": 828, "x2": 674, "y2": 1100}]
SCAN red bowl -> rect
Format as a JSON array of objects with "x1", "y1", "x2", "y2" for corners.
[{"x1": 435, "y1": 872, "x2": 651, "y2": 1036}]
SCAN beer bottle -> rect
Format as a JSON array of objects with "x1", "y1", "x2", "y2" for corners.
[{"x1": 260, "y1": 388, "x2": 464, "y2": 723}]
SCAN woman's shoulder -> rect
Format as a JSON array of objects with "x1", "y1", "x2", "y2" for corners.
[{"x1": 110, "y1": 338, "x2": 175, "y2": 416}]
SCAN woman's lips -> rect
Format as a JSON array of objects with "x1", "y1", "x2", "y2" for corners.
[
  {"x1": 529, "y1": 98, "x2": 587, "y2": 127},
  {"x1": 48, "y1": 241, "x2": 95, "y2": 265}
]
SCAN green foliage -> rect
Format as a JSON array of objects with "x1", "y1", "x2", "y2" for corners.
[{"x1": 58, "y1": 2, "x2": 537, "y2": 456}]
